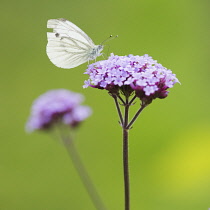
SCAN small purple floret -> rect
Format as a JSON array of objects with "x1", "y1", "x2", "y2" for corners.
[{"x1": 26, "y1": 89, "x2": 92, "y2": 132}]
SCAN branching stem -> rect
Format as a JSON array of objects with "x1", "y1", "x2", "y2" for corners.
[
  {"x1": 126, "y1": 105, "x2": 145, "y2": 130},
  {"x1": 113, "y1": 95, "x2": 123, "y2": 126},
  {"x1": 113, "y1": 94, "x2": 146, "y2": 210}
]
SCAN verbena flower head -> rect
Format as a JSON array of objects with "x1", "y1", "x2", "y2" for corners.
[
  {"x1": 84, "y1": 53, "x2": 180, "y2": 104},
  {"x1": 26, "y1": 89, "x2": 92, "y2": 132}
]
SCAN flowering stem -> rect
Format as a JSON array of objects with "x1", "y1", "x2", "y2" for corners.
[
  {"x1": 128, "y1": 95, "x2": 137, "y2": 106},
  {"x1": 126, "y1": 105, "x2": 146, "y2": 130},
  {"x1": 61, "y1": 135, "x2": 107, "y2": 210},
  {"x1": 118, "y1": 95, "x2": 126, "y2": 105},
  {"x1": 113, "y1": 96, "x2": 147, "y2": 210},
  {"x1": 123, "y1": 97, "x2": 130, "y2": 210},
  {"x1": 113, "y1": 95, "x2": 123, "y2": 126}
]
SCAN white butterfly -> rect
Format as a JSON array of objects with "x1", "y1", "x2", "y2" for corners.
[{"x1": 47, "y1": 18, "x2": 104, "y2": 69}]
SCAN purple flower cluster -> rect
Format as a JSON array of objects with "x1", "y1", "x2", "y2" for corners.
[
  {"x1": 26, "y1": 89, "x2": 92, "y2": 132},
  {"x1": 84, "y1": 54, "x2": 179, "y2": 103}
]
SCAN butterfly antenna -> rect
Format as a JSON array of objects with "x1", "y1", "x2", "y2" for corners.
[{"x1": 100, "y1": 35, "x2": 118, "y2": 45}]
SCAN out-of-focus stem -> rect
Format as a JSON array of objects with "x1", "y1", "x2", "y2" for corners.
[{"x1": 61, "y1": 135, "x2": 107, "y2": 210}]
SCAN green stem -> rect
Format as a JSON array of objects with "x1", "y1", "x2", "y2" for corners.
[{"x1": 61, "y1": 135, "x2": 106, "y2": 210}]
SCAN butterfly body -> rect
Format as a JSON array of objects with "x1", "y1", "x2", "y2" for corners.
[
  {"x1": 47, "y1": 18, "x2": 103, "y2": 69},
  {"x1": 88, "y1": 45, "x2": 103, "y2": 60}
]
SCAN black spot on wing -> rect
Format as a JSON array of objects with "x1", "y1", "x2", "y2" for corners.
[{"x1": 55, "y1": 33, "x2": 60, "y2": 37}]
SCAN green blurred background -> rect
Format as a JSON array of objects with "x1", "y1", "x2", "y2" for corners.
[{"x1": 1, "y1": 0, "x2": 210, "y2": 209}]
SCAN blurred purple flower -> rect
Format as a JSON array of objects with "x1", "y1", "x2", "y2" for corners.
[
  {"x1": 26, "y1": 89, "x2": 92, "y2": 132},
  {"x1": 63, "y1": 106, "x2": 92, "y2": 127},
  {"x1": 84, "y1": 53, "x2": 180, "y2": 104}
]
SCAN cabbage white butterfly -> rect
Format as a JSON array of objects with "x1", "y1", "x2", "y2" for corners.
[{"x1": 47, "y1": 18, "x2": 104, "y2": 69}]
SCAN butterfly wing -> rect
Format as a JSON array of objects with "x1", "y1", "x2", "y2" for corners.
[{"x1": 47, "y1": 18, "x2": 96, "y2": 69}]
